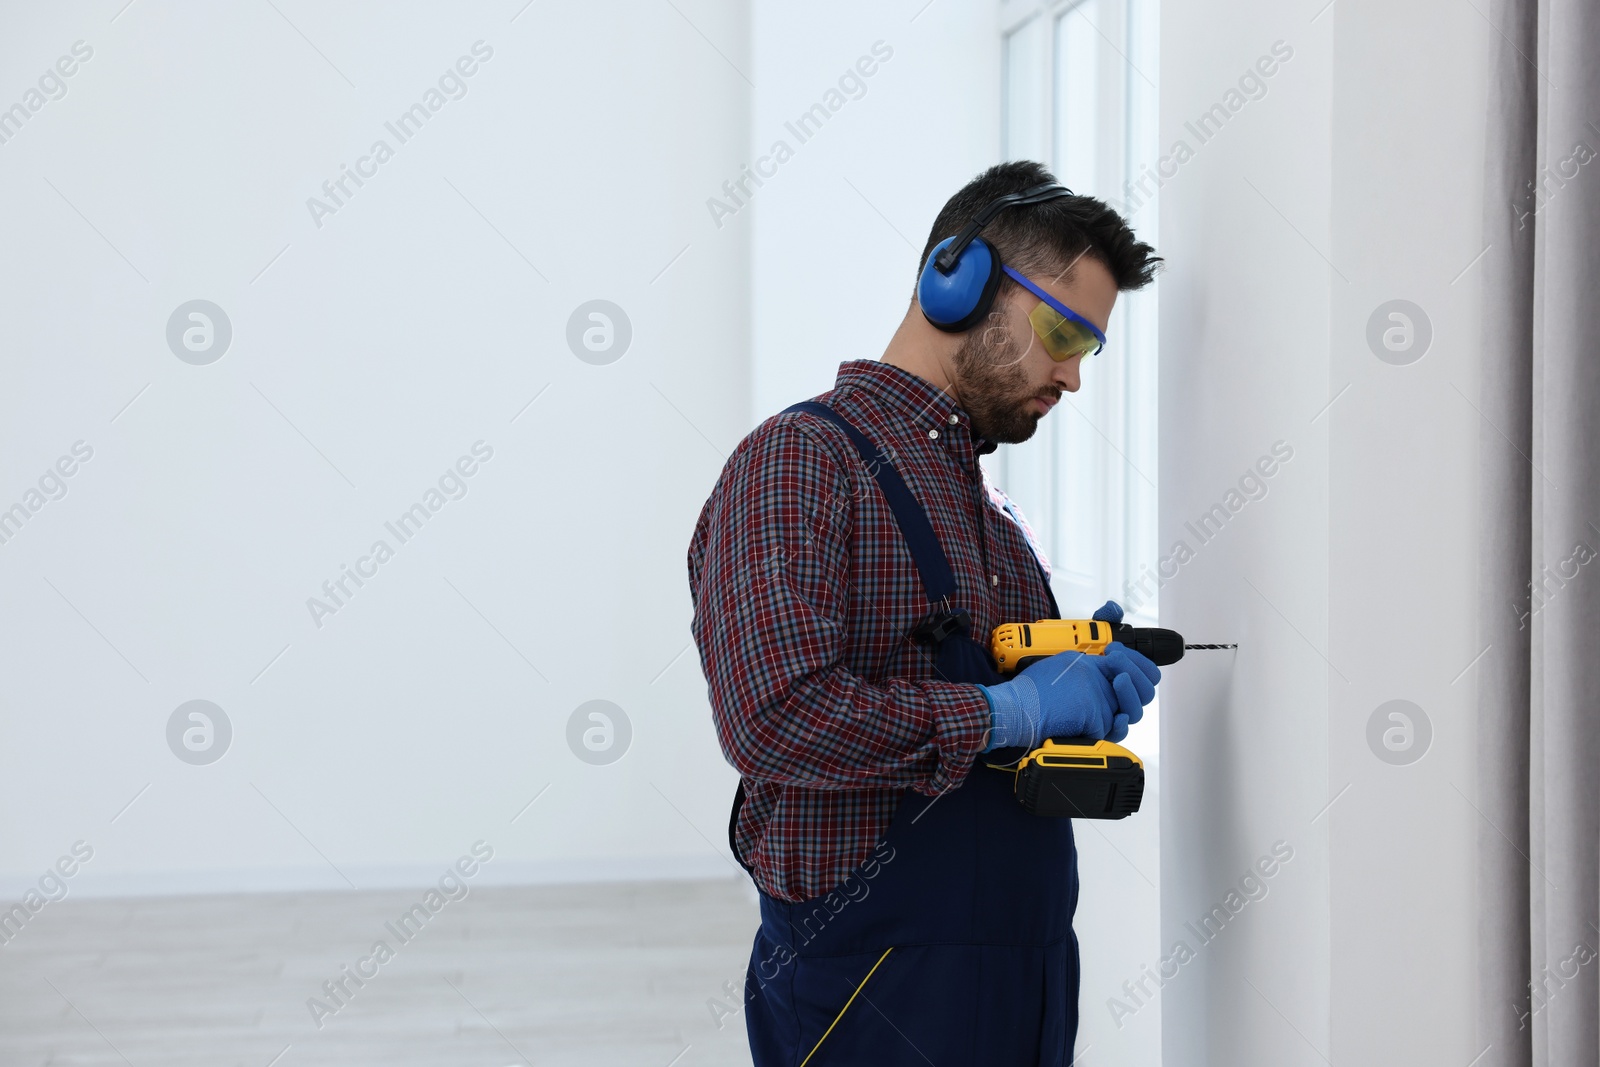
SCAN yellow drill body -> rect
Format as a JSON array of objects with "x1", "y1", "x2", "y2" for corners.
[{"x1": 989, "y1": 619, "x2": 1118, "y2": 673}]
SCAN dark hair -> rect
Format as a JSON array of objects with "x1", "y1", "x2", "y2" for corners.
[{"x1": 915, "y1": 160, "x2": 1161, "y2": 301}]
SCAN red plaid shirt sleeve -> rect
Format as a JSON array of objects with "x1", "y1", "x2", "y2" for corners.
[{"x1": 688, "y1": 413, "x2": 991, "y2": 797}]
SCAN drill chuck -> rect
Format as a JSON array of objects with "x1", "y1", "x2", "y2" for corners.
[{"x1": 1109, "y1": 623, "x2": 1186, "y2": 666}]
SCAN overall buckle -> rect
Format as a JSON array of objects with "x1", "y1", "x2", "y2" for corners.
[{"x1": 911, "y1": 609, "x2": 971, "y2": 648}]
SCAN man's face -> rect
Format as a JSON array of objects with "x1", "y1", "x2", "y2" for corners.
[{"x1": 951, "y1": 256, "x2": 1118, "y2": 444}]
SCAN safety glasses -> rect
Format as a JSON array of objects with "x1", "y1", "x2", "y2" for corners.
[{"x1": 1001, "y1": 265, "x2": 1107, "y2": 362}]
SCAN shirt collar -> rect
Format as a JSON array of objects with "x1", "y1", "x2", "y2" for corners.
[{"x1": 831, "y1": 359, "x2": 998, "y2": 459}]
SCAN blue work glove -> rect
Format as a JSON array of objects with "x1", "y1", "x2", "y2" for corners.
[
  {"x1": 1092, "y1": 599, "x2": 1124, "y2": 625},
  {"x1": 980, "y1": 600, "x2": 1164, "y2": 750},
  {"x1": 1089, "y1": 600, "x2": 1162, "y2": 734},
  {"x1": 980, "y1": 650, "x2": 1122, "y2": 752}
]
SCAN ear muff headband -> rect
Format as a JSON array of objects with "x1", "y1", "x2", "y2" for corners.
[{"x1": 917, "y1": 182, "x2": 1075, "y2": 333}]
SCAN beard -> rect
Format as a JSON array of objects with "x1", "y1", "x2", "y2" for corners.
[{"x1": 950, "y1": 320, "x2": 1058, "y2": 445}]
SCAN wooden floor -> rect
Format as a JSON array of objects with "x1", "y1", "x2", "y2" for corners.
[{"x1": 0, "y1": 878, "x2": 761, "y2": 1067}]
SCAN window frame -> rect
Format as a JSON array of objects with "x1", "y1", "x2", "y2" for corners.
[{"x1": 995, "y1": 0, "x2": 1161, "y2": 627}]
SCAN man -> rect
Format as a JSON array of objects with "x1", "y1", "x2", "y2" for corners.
[{"x1": 687, "y1": 160, "x2": 1164, "y2": 1065}]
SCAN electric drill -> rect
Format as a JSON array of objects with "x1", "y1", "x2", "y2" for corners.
[{"x1": 985, "y1": 619, "x2": 1234, "y2": 821}]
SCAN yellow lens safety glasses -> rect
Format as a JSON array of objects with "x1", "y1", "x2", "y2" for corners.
[{"x1": 1002, "y1": 265, "x2": 1107, "y2": 362}]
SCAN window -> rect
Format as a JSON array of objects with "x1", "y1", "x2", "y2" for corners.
[{"x1": 996, "y1": 0, "x2": 1160, "y2": 627}]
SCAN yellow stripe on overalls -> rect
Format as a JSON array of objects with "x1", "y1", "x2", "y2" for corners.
[{"x1": 798, "y1": 947, "x2": 894, "y2": 1067}]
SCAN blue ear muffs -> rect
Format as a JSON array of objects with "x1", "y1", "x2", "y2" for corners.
[
  {"x1": 918, "y1": 235, "x2": 1003, "y2": 333},
  {"x1": 916, "y1": 181, "x2": 1077, "y2": 334}
]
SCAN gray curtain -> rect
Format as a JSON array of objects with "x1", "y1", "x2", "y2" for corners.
[{"x1": 1479, "y1": 0, "x2": 1600, "y2": 1063}]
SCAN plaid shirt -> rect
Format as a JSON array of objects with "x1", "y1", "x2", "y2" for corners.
[{"x1": 687, "y1": 359, "x2": 1058, "y2": 902}]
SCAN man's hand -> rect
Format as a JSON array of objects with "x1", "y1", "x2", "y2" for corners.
[
  {"x1": 981, "y1": 599, "x2": 1163, "y2": 750},
  {"x1": 1090, "y1": 599, "x2": 1161, "y2": 736},
  {"x1": 1091, "y1": 599, "x2": 1125, "y2": 625},
  {"x1": 981, "y1": 650, "x2": 1124, "y2": 751}
]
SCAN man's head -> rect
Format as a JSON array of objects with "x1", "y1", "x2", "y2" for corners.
[{"x1": 904, "y1": 161, "x2": 1160, "y2": 444}]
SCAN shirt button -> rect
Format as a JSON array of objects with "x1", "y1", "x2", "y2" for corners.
[
  {"x1": 990, "y1": 574, "x2": 999, "y2": 586},
  {"x1": 947, "y1": 413, "x2": 959, "y2": 425},
  {"x1": 928, "y1": 429, "x2": 939, "y2": 439}
]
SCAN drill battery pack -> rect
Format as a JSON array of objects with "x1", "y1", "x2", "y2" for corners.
[{"x1": 994, "y1": 738, "x2": 1145, "y2": 819}]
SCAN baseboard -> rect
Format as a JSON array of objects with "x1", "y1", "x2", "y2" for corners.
[{"x1": 0, "y1": 853, "x2": 749, "y2": 901}]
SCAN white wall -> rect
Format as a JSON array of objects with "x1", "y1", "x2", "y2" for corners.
[
  {"x1": 0, "y1": 0, "x2": 752, "y2": 895},
  {"x1": 1158, "y1": 1, "x2": 1486, "y2": 1064},
  {"x1": 1157, "y1": 9, "x2": 1332, "y2": 1062},
  {"x1": 1327, "y1": 1, "x2": 1486, "y2": 1060}
]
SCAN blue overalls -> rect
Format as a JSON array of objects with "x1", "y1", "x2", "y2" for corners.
[{"x1": 733, "y1": 401, "x2": 1080, "y2": 1066}]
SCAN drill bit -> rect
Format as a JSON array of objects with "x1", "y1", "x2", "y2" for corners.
[{"x1": 1183, "y1": 643, "x2": 1237, "y2": 650}]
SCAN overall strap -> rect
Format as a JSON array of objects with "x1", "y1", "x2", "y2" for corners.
[
  {"x1": 728, "y1": 399, "x2": 966, "y2": 880},
  {"x1": 783, "y1": 400, "x2": 957, "y2": 607}
]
